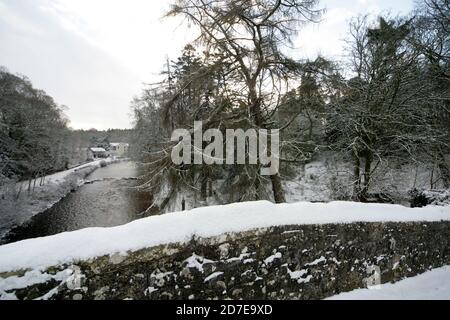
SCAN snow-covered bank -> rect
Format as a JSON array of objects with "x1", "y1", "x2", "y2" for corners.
[
  {"x1": 26, "y1": 159, "x2": 113, "y2": 186},
  {"x1": 0, "y1": 158, "x2": 116, "y2": 240},
  {"x1": 0, "y1": 200, "x2": 449, "y2": 273},
  {"x1": 327, "y1": 266, "x2": 450, "y2": 300}
]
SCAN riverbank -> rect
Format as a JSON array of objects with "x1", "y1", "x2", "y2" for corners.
[
  {"x1": 0, "y1": 158, "x2": 117, "y2": 241},
  {"x1": 3, "y1": 161, "x2": 151, "y2": 244}
]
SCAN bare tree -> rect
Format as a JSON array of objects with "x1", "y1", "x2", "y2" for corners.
[
  {"x1": 165, "y1": 0, "x2": 324, "y2": 203},
  {"x1": 411, "y1": 0, "x2": 450, "y2": 188},
  {"x1": 327, "y1": 15, "x2": 447, "y2": 201}
]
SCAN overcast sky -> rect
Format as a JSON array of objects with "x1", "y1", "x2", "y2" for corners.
[{"x1": 0, "y1": 0, "x2": 414, "y2": 130}]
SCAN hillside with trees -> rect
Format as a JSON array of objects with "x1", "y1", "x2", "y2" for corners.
[
  {"x1": 0, "y1": 68, "x2": 71, "y2": 189},
  {"x1": 0, "y1": 67, "x2": 133, "y2": 191}
]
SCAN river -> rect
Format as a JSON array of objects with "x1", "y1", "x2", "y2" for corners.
[{"x1": 3, "y1": 161, "x2": 153, "y2": 244}]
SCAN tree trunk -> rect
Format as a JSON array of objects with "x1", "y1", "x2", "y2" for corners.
[
  {"x1": 270, "y1": 173, "x2": 286, "y2": 204},
  {"x1": 200, "y1": 170, "x2": 208, "y2": 201},
  {"x1": 430, "y1": 165, "x2": 435, "y2": 189},
  {"x1": 249, "y1": 84, "x2": 286, "y2": 203},
  {"x1": 437, "y1": 151, "x2": 450, "y2": 188},
  {"x1": 15, "y1": 183, "x2": 23, "y2": 201},
  {"x1": 208, "y1": 178, "x2": 213, "y2": 197},
  {"x1": 352, "y1": 151, "x2": 361, "y2": 201},
  {"x1": 360, "y1": 151, "x2": 373, "y2": 202}
]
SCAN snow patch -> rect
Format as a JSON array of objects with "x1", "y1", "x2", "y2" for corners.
[
  {"x1": 204, "y1": 272, "x2": 224, "y2": 283},
  {"x1": 307, "y1": 256, "x2": 326, "y2": 266},
  {"x1": 327, "y1": 266, "x2": 450, "y2": 300},
  {"x1": 184, "y1": 254, "x2": 215, "y2": 273},
  {"x1": 287, "y1": 268, "x2": 308, "y2": 280},
  {"x1": 144, "y1": 287, "x2": 158, "y2": 296},
  {"x1": 264, "y1": 252, "x2": 282, "y2": 265},
  {"x1": 0, "y1": 268, "x2": 77, "y2": 300}
]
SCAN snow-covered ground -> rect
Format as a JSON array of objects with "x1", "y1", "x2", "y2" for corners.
[
  {"x1": 284, "y1": 161, "x2": 339, "y2": 203},
  {"x1": 0, "y1": 200, "x2": 448, "y2": 273},
  {"x1": 327, "y1": 266, "x2": 450, "y2": 300},
  {"x1": 0, "y1": 158, "x2": 116, "y2": 240},
  {"x1": 283, "y1": 154, "x2": 445, "y2": 204},
  {"x1": 26, "y1": 159, "x2": 112, "y2": 186}
]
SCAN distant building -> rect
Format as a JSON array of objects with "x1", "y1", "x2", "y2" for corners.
[
  {"x1": 87, "y1": 147, "x2": 107, "y2": 160},
  {"x1": 109, "y1": 143, "x2": 129, "y2": 158}
]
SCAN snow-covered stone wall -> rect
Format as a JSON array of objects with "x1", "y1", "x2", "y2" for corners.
[{"x1": 2, "y1": 221, "x2": 449, "y2": 300}]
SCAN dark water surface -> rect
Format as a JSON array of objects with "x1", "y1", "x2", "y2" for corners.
[{"x1": 4, "y1": 161, "x2": 152, "y2": 244}]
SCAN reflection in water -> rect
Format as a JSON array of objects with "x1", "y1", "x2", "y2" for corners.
[{"x1": 4, "y1": 161, "x2": 153, "y2": 244}]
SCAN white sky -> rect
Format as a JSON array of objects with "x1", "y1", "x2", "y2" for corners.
[{"x1": 0, "y1": 0, "x2": 414, "y2": 130}]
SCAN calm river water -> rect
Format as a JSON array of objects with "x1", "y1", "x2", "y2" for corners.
[{"x1": 4, "y1": 161, "x2": 153, "y2": 244}]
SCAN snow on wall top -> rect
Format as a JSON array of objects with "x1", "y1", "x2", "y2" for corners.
[{"x1": 0, "y1": 201, "x2": 449, "y2": 272}]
